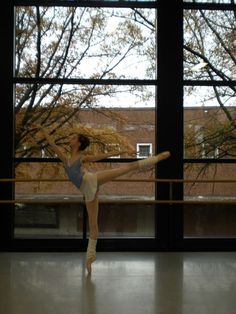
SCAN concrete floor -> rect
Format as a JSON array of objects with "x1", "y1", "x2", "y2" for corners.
[{"x1": 0, "y1": 252, "x2": 236, "y2": 314}]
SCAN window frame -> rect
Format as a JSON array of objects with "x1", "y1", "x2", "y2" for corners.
[
  {"x1": 1, "y1": 0, "x2": 236, "y2": 252},
  {"x1": 136, "y1": 143, "x2": 153, "y2": 158}
]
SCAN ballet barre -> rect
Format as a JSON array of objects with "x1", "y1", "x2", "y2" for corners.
[
  {"x1": 0, "y1": 178, "x2": 235, "y2": 183},
  {"x1": 0, "y1": 199, "x2": 236, "y2": 205},
  {"x1": 0, "y1": 178, "x2": 235, "y2": 205}
]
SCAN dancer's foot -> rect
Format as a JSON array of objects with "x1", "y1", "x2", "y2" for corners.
[
  {"x1": 138, "y1": 150, "x2": 170, "y2": 169},
  {"x1": 86, "y1": 238, "x2": 97, "y2": 274},
  {"x1": 86, "y1": 256, "x2": 96, "y2": 274},
  {"x1": 156, "y1": 151, "x2": 171, "y2": 162}
]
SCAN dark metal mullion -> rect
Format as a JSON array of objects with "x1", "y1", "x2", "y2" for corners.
[
  {"x1": 0, "y1": 2, "x2": 14, "y2": 250},
  {"x1": 15, "y1": 77, "x2": 236, "y2": 86},
  {"x1": 14, "y1": 157, "x2": 236, "y2": 165},
  {"x1": 183, "y1": 2, "x2": 236, "y2": 11},
  {"x1": 14, "y1": 0, "x2": 157, "y2": 9},
  {"x1": 157, "y1": 0, "x2": 184, "y2": 250},
  {"x1": 14, "y1": 77, "x2": 157, "y2": 86},
  {"x1": 184, "y1": 80, "x2": 236, "y2": 86},
  {"x1": 184, "y1": 159, "x2": 236, "y2": 163}
]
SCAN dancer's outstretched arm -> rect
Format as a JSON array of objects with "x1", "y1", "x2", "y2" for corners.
[
  {"x1": 31, "y1": 124, "x2": 67, "y2": 164},
  {"x1": 82, "y1": 150, "x2": 128, "y2": 163}
]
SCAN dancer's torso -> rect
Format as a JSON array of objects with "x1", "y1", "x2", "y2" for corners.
[{"x1": 64, "y1": 159, "x2": 84, "y2": 188}]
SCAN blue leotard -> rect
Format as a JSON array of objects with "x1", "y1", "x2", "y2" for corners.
[{"x1": 64, "y1": 159, "x2": 84, "y2": 189}]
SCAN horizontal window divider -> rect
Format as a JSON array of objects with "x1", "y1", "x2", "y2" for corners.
[
  {"x1": 184, "y1": 158, "x2": 236, "y2": 164},
  {"x1": 13, "y1": 0, "x2": 157, "y2": 9},
  {"x1": 13, "y1": 77, "x2": 157, "y2": 86},
  {"x1": 184, "y1": 80, "x2": 236, "y2": 87},
  {"x1": 183, "y1": 2, "x2": 236, "y2": 11},
  {"x1": 14, "y1": 1, "x2": 235, "y2": 10},
  {"x1": 14, "y1": 158, "x2": 236, "y2": 164}
]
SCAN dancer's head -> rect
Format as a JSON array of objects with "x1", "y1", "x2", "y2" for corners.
[
  {"x1": 70, "y1": 133, "x2": 90, "y2": 151},
  {"x1": 78, "y1": 134, "x2": 90, "y2": 151}
]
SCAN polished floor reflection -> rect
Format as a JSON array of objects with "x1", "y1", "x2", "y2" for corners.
[{"x1": 0, "y1": 252, "x2": 236, "y2": 314}]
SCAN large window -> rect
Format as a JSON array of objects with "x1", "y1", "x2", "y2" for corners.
[
  {"x1": 183, "y1": 7, "x2": 236, "y2": 239},
  {"x1": 14, "y1": 4, "x2": 157, "y2": 240},
  {"x1": 1, "y1": 0, "x2": 236, "y2": 251}
]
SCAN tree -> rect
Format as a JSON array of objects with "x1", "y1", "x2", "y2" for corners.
[
  {"x1": 15, "y1": 6, "x2": 155, "y2": 159},
  {"x1": 16, "y1": 6, "x2": 235, "y2": 175},
  {"x1": 127, "y1": 7, "x2": 236, "y2": 160},
  {"x1": 184, "y1": 9, "x2": 236, "y2": 159}
]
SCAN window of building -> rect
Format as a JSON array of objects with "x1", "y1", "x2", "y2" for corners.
[{"x1": 137, "y1": 143, "x2": 152, "y2": 157}]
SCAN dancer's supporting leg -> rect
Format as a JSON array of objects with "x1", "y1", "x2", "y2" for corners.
[
  {"x1": 96, "y1": 151, "x2": 170, "y2": 185},
  {"x1": 85, "y1": 150, "x2": 170, "y2": 274},
  {"x1": 85, "y1": 194, "x2": 99, "y2": 274}
]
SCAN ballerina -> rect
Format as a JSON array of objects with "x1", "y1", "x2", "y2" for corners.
[{"x1": 32, "y1": 125, "x2": 170, "y2": 274}]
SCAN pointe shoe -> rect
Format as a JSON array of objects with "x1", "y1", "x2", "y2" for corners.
[
  {"x1": 156, "y1": 151, "x2": 171, "y2": 162},
  {"x1": 86, "y1": 256, "x2": 96, "y2": 274},
  {"x1": 138, "y1": 151, "x2": 171, "y2": 169}
]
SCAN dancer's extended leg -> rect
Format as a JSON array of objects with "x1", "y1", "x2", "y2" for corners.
[
  {"x1": 97, "y1": 151, "x2": 170, "y2": 185},
  {"x1": 137, "y1": 151, "x2": 170, "y2": 170},
  {"x1": 85, "y1": 194, "x2": 99, "y2": 274}
]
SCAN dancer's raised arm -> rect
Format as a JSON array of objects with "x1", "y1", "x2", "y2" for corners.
[
  {"x1": 32, "y1": 124, "x2": 67, "y2": 164},
  {"x1": 82, "y1": 150, "x2": 127, "y2": 163}
]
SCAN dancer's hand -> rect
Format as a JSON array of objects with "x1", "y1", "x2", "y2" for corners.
[
  {"x1": 129, "y1": 149, "x2": 137, "y2": 157},
  {"x1": 121, "y1": 148, "x2": 136, "y2": 157}
]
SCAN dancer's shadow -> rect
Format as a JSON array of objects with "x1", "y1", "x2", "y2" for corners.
[{"x1": 84, "y1": 274, "x2": 97, "y2": 314}]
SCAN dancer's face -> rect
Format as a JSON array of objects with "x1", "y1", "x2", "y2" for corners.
[{"x1": 69, "y1": 134, "x2": 80, "y2": 150}]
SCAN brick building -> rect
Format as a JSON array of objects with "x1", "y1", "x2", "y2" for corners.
[
  {"x1": 16, "y1": 106, "x2": 236, "y2": 199},
  {"x1": 15, "y1": 106, "x2": 236, "y2": 238}
]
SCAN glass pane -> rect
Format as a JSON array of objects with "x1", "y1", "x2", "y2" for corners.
[
  {"x1": 14, "y1": 161, "x2": 156, "y2": 239},
  {"x1": 96, "y1": 161, "x2": 155, "y2": 238},
  {"x1": 184, "y1": 163, "x2": 236, "y2": 238},
  {"x1": 98, "y1": 203, "x2": 155, "y2": 238},
  {"x1": 15, "y1": 83, "x2": 156, "y2": 239},
  {"x1": 184, "y1": 10, "x2": 236, "y2": 80},
  {"x1": 15, "y1": 162, "x2": 84, "y2": 239},
  {"x1": 184, "y1": 86, "x2": 236, "y2": 159},
  {"x1": 15, "y1": 83, "x2": 155, "y2": 158},
  {"x1": 15, "y1": 7, "x2": 156, "y2": 79}
]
